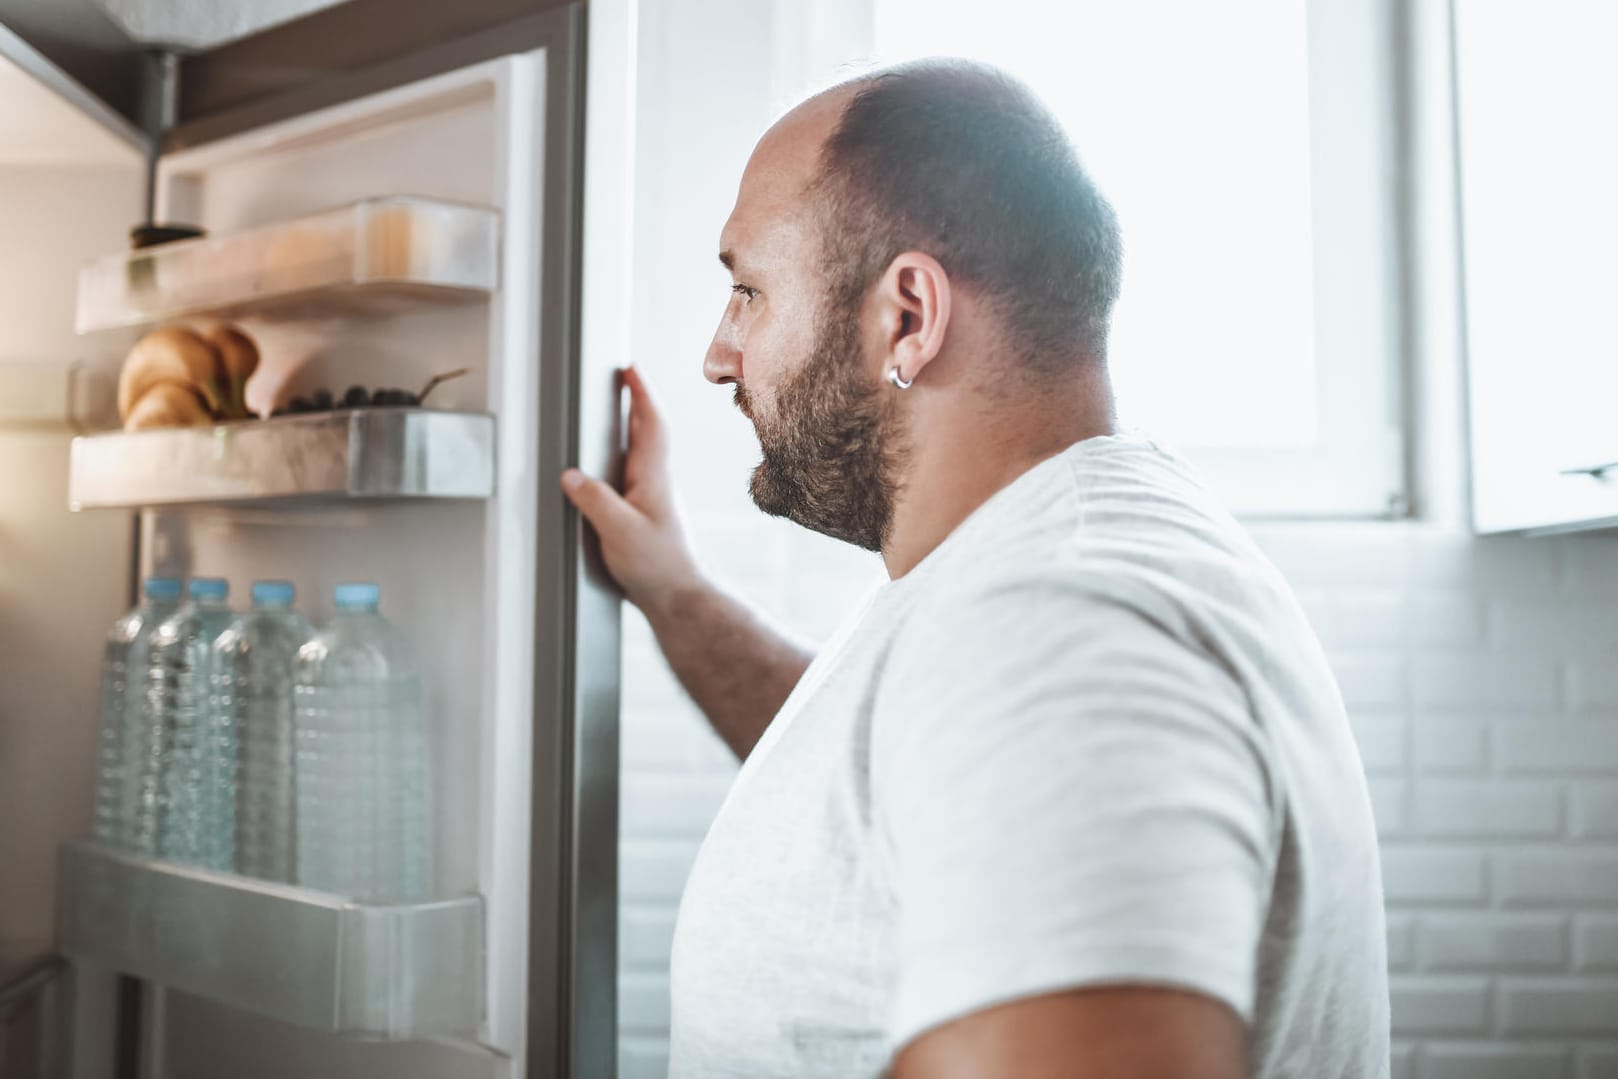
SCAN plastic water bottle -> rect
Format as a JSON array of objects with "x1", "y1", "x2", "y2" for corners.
[
  {"x1": 132, "y1": 577, "x2": 236, "y2": 868},
  {"x1": 91, "y1": 577, "x2": 182, "y2": 848},
  {"x1": 213, "y1": 580, "x2": 312, "y2": 883},
  {"x1": 294, "y1": 583, "x2": 432, "y2": 901}
]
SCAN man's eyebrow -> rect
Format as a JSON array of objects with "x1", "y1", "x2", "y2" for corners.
[{"x1": 719, "y1": 249, "x2": 736, "y2": 272}]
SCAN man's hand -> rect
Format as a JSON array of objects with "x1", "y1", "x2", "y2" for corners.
[
  {"x1": 561, "y1": 366, "x2": 703, "y2": 618},
  {"x1": 560, "y1": 366, "x2": 812, "y2": 757}
]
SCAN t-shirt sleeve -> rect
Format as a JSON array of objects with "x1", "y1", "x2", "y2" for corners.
[{"x1": 872, "y1": 572, "x2": 1279, "y2": 1052}]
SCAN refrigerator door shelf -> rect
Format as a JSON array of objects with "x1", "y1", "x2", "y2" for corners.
[
  {"x1": 57, "y1": 841, "x2": 485, "y2": 1040},
  {"x1": 76, "y1": 197, "x2": 500, "y2": 333},
  {"x1": 69, "y1": 407, "x2": 496, "y2": 509}
]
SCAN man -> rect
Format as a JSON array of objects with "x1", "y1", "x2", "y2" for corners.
[{"x1": 561, "y1": 58, "x2": 1389, "y2": 1079}]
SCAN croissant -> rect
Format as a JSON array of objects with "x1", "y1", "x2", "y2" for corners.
[
  {"x1": 117, "y1": 326, "x2": 228, "y2": 421},
  {"x1": 117, "y1": 323, "x2": 264, "y2": 430}
]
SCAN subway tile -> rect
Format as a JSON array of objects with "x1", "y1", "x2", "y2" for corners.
[
  {"x1": 620, "y1": 971, "x2": 671, "y2": 1034},
  {"x1": 1329, "y1": 591, "x2": 1410, "y2": 649},
  {"x1": 1572, "y1": 784, "x2": 1618, "y2": 840},
  {"x1": 620, "y1": 905, "x2": 679, "y2": 972},
  {"x1": 1421, "y1": 913, "x2": 1569, "y2": 972},
  {"x1": 1489, "y1": 600, "x2": 1618, "y2": 657},
  {"x1": 1496, "y1": 853, "x2": 1618, "y2": 909},
  {"x1": 1412, "y1": 655, "x2": 1560, "y2": 711},
  {"x1": 1575, "y1": 917, "x2": 1618, "y2": 973},
  {"x1": 1413, "y1": 719, "x2": 1488, "y2": 773},
  {"x1": 622, "y1": 709, "x2": 698, "y2": 772},
  {"x1": 1498, "y1": 725, "x2": 1618, "y2": 774},
  {"x1": 1567, "y1": 663, "x2": 1618, "y2": 713},
  {"x1": 1413, "y1": 592, "x2": 1488, "y2": 648},
  {"x1": 1331, "y1": 653, "x2": 1409, "y2": 709},
  {"x1": 1580, "y1": 1044, "x2": 1618, "y2": 1079},
  {"x1": 1499, "y1": 979, "x2": 1618, "y2": 1036},
  {"x1": 1381, "y1": 848, "x2": 1488, "y2": 905},
  {"x1": 1424, "y1": 1043, "x2": 1570, "y2": 1079},
  {"x1": 620, "y1": 1039, "x2": 671, "y2": 1079},
  {"x1": 620, "y1": 840, "x2": 701, "y2": 903},
  {"x1": 1388, "y1": 975, "x2": 1489, "y2": 1035},
  {"x1": 1556, "y1": 533, "x2": 1618, "y2": 596},
  {"x1": 1414, "y1": 780, "x2": 1563, "y2": 839}
]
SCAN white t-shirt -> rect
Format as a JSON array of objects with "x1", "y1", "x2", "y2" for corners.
[{"x1": 666, "y1": 432, "x2": 1390, "y2": 1078}]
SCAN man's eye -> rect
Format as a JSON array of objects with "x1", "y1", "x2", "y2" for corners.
[{"x1": 730, "y1": 284, "x2": 759, "y2": 305}]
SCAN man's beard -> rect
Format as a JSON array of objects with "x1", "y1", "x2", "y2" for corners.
[{"x1": 735, "y1": 306, "x2": 905, "y2": 553}]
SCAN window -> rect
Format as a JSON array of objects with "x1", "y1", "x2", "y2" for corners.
[{"x1": 788, "y1": 0, "x2": 1409, "y2": 517}]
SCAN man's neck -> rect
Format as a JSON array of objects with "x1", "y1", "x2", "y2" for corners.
[{"x1": 881, "y1": 388, "x2": 1117, "y2": 579}]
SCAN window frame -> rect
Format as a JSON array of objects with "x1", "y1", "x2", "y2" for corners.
[
  {"x1": 1185, "y1": 0, "x2": 1410, "y2": 520},
  {"x1": 786, "y1": 0, "x2": 1413, "y2": 520}
]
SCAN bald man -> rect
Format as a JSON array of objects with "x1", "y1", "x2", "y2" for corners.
[{"x1": 563, "y1": 59, "x2": 1389, "y2": 1079}]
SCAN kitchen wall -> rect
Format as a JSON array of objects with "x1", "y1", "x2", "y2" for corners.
[{"x1": 617, "y1": 3, "x2": 1618, "y2": 1078}]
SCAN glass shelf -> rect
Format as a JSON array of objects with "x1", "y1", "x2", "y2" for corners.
[
  {"x1": 68, "y1": 408, "x2": 495, "y2": 510},
  {"x1": 76, "y1": 197, "x2": 500, "y2": 333},
  {"x1": 57, "y1": 841, "x2": 484, "y2": 1039}
]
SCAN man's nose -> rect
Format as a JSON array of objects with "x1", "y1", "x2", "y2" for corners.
[{"x1": 704, "y1": 329, "x2": 741, "y2": 385}]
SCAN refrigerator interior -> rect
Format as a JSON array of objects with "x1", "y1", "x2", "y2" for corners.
[
  {"x1": 127, "y1": 54, "x2": 545, "y2": 1076},
  {"x1": 0, "y1": 47, "x2": 557, "y2": 1079},
  {"x1": 1, "y1": 0, "x2": 634, "y2": 1071}
]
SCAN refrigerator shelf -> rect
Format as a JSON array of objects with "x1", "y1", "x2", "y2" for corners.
[
  {"x1": 57, "y1": 841, "x2": 485, "y2": 1039},
  {"x1": 69, "y1": 407, "x2": 495, "y2": 510},
  {"x1": 76, "y1": 197, "x2": 500, "y2": 332}
]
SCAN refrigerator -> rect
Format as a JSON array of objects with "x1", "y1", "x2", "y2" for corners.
[{"x1": 0, "y1": 0, "x2": 630, "y2": 1075}]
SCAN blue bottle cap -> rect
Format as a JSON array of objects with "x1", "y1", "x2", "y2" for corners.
[
  {"x1": 252, "y1": 579, "x2": 295, "y2": 607},
  {"x1": 189, "y1": 577, "x2": 229, "y2": 600},
  {"x1": 334, "y1": 582, "x2": 380, "y2": 609},
  {"x1": 144, "y1": 577, "x2": 182, "y2": 601}
]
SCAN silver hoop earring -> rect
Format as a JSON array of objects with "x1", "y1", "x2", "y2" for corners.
[{"x1": 887, "y1": 367, "x2": 914, "y2": 390}]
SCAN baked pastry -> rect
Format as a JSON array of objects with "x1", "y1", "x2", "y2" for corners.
[
  {"x1": 204, "y1": 323, "x2": 260, "y2": 419},
  {"x1": 123, "y1": 380, "x2": 211, "y2": 431},
  {"x1": 117, "y1": 326, "x2": 228, "y2": 420}
]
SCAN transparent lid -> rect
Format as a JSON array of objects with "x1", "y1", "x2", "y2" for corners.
[
  {"x1": 188, "y1": 577, "x2": 229, "y2": 601},
  {"x1": 143, "y1": 577, "x2": 182, "y2": 601},
  {"x1": 252, "y1": 580, "x2": 295, "y2": 607},
  {"x1": 333, "y1": 582, "x2": 380, "y2": 610}
]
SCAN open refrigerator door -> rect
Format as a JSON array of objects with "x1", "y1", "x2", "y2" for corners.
[{"x1": 0, "y1": 2, "x2": 628, "y2": 1076}]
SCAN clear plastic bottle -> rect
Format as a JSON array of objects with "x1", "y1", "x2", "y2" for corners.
[
  {"x1": 91, "y1": 577, "x2": 182, "y2": 849},
  {"x1": 213, "y1": 580, "x2": 312, "y2": 883},
  {"x1": 294, "y1": 582, "x2": 432, "y2": 901},
  {"x1": 132, "y1": 577, "x2": 236, "y2": 868}
]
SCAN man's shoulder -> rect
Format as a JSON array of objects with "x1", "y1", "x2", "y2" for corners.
[{"x1": 902, "y1": 535, "x2": 1197, "y2": 640}]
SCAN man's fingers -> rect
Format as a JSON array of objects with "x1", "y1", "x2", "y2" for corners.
[
  {"x1": 623, "y1": 365, "x2": 669, "y2": 455},
  {"x1": 561, "y1": 468, "x2": 639, "y2": 534}
]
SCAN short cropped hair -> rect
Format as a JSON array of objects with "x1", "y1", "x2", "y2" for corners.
[{"x1": 811, "y1": 58, "x2": 1123, "y2": 371}]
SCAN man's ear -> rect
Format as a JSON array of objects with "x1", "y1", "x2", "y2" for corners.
[{"x1": 875, "y1": 251, "x2": 951, "y2": 386}]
